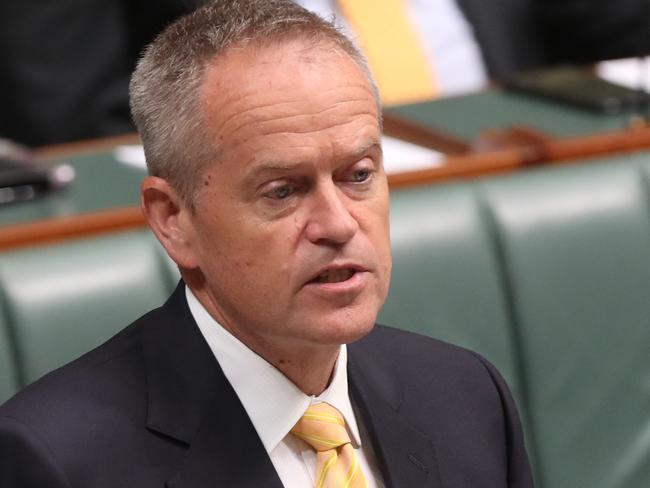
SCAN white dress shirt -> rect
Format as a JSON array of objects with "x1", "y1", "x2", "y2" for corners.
[
  {"x1": 186, "y1": 287, "x2": 385, "y2": 488},
  {"x1": 297, "y1": 0, "x2": 488, "y2": 97}
]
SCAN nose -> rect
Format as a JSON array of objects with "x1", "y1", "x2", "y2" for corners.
[{"x1": 304, "y1": 183, "x2": 359, "y2": 245}]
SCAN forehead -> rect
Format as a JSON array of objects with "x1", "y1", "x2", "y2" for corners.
[{"x1": 198, "y1": 39, "x2": 379, "y2": 147}]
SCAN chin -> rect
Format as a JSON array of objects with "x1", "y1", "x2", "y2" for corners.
[{"x1": 306, "y1": 309, "x2": 378, "y2": 346}]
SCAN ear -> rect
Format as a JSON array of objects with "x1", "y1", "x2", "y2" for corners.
[{"x1": 140, "y1": 176, "x2": 200, "y2": 270}]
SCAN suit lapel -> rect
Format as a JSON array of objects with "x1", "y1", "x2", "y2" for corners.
[
  {"x1": 348, "y1": 336, "x2": 443, "y2": 488},
  {"x1": 142, "y1": 283, "x2": 283, "y2": 488},
  {"x1": 164, "y1": 385, "x2": 283, "y2": 488}
]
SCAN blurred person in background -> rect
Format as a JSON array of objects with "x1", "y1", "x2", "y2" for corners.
[
  {"x1": 0, "y1": 0, "x2": 207, "y2": 147},
  {"x1": 1, "y1": 0, "x2": 648, "y2": 147},
  {"x1": 296, "y1": 0, "x2": 650, "y2": 104}
]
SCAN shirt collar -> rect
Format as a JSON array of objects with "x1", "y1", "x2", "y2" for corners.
[{"x1": 185, "y1": 286, "x2": 362, "y2": 453}]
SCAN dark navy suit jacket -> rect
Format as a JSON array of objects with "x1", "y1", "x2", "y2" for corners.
[{"x1": 0, "y1": 284, "x2": 533, "y2": 487}]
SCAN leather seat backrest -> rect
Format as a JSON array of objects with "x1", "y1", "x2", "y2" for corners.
[
  {"x1": 0, "y1": 298, "x2": 19, "y2": 404},
  {"x1": 481, "y1": 153, "x2": 650, "y2": 488},
  {"x1": 0, "y1": 230, "x2": 178, "y2": 388}
]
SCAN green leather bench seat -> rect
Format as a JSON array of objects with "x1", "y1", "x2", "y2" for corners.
[
  {"x1": 0, "y1": 300, "x2": 18, "y2": 405},
  {"x1": 482, "y1": 153, "x2": 650, "y2": 488},
  {"x1": 0, "y1": 230, "x2": 178, "y2": 398},
  {"x1": 379, "y1": 183, "x2": 521, "y2": 402},
  {"x1": 382, "y1": 151, "x2": 650, "y2": 487}
]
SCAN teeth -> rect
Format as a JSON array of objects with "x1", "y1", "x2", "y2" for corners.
[{"x1": 317, "y1": 269, "x2": 354, "y2": 283}]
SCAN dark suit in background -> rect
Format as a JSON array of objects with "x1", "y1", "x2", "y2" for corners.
[
  {"x1": 0, "y1": 284, "x2": 532, "y2": 487},
  {"x1": 0, "y1": 0, "x2": 206, "y2": 147},
  {"x1": 457, "y1": 0, "x2": 650, "y2": 80}
]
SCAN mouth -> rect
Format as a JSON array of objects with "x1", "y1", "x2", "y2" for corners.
[
  {"x1": 312, "y1": 268, "x2": 356, "y2": 284},
  {"x1": 307, "y1": 264, "x2": 367, "y2": 286}
]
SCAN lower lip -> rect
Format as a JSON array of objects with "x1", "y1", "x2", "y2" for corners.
[{"x1": 304, "y1": 270, "x2": 368, "y2": 295}]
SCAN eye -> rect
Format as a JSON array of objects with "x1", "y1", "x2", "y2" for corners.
[
  {"x1": 352, "y1": 168, "x2": 371, "y2": 183},
  {"x1": 343, "y1": 160, "x2": 375, "y2": 186},
  {"x1": 261, "y1": 179, "x2": 300, "y2": 201},
  {"x1": 269, "y1": 184, "x2": 294, "y2": 199}
]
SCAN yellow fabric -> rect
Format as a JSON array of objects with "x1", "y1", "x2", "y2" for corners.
[
  {"x1": 338, "y1": 0, "x2": 438, "y2": 105},
  {"x1": 291, "y1": 403, "x2": 368, "y2": 488}
]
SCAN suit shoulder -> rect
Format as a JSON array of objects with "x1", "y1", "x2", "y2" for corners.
[
  {"x1": 351, "y1": 328, "x2": 533, "y2": 486},
  {"x1": 350, "y1": 324, "x2": 510, "y2": 399},
  {"x1": 0, "y1": 308, "x2": 154, "y2": 424},
  {"x1": 355, "y1": 324, "x2": 488, "y2": 367}
]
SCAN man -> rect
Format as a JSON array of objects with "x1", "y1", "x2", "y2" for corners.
[{"x1": 0, "y1": 1, "x2": 533, "y2": 486}]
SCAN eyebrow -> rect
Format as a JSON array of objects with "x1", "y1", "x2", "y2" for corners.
[
  {"x1": 245, "y1": 138, "x2": 383, "y2": 182},
  {"x1": 244, "y1": 161, "x2": 305, "y2": 183},
  {"x1": 350, "y1": 139, "x2": 383, "y2": 164}
]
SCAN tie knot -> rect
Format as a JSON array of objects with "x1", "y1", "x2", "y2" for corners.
[{"x1": 291, "y1": 403, "x2": 352, "y2": 452}]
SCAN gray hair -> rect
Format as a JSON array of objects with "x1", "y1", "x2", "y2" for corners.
[{"x1": 129, "y1": 0, "x2": 379, "y2": 206}]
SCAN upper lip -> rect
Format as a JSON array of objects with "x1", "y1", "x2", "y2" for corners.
[{"x1": 306, "y1": 262, "x2": 368, "y2": 284}]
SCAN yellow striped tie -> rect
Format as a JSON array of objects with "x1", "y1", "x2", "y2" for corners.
[
  {"x1": 338, "y1": 0, "x2": 438, "y2": 105},
  {"x1": 291, "y1": 403, "x2": 368, "y2": 488}
]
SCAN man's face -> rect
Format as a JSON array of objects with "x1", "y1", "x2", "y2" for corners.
[{"x1": 184, "y1": 40, "x2": 391, "y2": 355}]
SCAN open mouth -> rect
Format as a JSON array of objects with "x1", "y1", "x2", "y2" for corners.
[{"x1": 311, "y1": 268, "x2": 356, "y2": 284}]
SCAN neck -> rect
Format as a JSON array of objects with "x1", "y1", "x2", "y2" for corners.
[
  {"x1": 227, "y1": 329, "x2": 341, "y2": 396},
  {"x1": 263, "y1": 344, "x2": 340, "y2": 396},
  {"x1": 187, "y1": 277, "x2": 341, "y2": 396}
]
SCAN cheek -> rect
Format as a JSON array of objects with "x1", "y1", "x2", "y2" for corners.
[
  {"x1": 362, "y1": 200, "x2": 391, "y2": 249},
  {"x1": 364, "y1": 204, "x2": 392, "y2": 284},
  {"x1": 221, "y1": 224, "x2": 298, "y2": 284}
]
